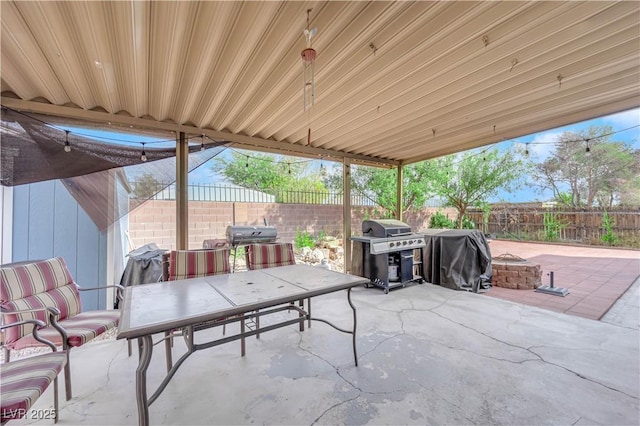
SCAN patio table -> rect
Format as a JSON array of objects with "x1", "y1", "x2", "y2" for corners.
[{"x1": 117, "y1": 264, "x2": 368, "y2": 426}]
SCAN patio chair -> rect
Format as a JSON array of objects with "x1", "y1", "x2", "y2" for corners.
[
  {"x1": 1, "y1": 318, "x2": 67, "y2": 425},
  {"x1": 245, "y1": 243, "x2": 296, "y2": 270},
  {"x1": 166, "y1": 248, "x2": 230, "y2": 281},
  {"x1": 244, "y1": 243, "x2": 307, "y2": 330},
  {"x1": 164, "y1": 249, "x2": 242, "y2": 366},
  {"x1": 0, "y1": 257, "x2": 124, "y2": 401}
]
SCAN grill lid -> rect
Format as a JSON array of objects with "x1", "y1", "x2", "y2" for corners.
[
  {"x1": 362, "y1": 219, "x2": 412, "y2": 237},
  {"x1": 226, "y1": 225, "x2": 277, "y2": 245}
]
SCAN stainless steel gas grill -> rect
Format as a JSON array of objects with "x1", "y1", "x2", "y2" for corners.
[
  {"x1": 351, "y1": 219, "x2": 426, "y2": 294},
  {"x1": 226, "y1": 225, "x2": 278, "y2": 271},
  {"x1": 226, "y1": 225, "x2": 278, "y2": 246}
]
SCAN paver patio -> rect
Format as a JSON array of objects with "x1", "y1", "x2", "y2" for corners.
[{"x1": 484, "y1": 240, "x2": 640, "y2": 321}]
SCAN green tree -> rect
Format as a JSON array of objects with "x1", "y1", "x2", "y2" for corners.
[
  {"x1": 132, "y1": 173, "x2": 161, "y2": 199},
  {"x1": 430, "y1": 148, "x2": 526, "y2": 228},
  {"x1": 324, "y1": 148, "x2": 525, "y2": 227},
  {"x1": 533, "y1": 126, "x2": 636, "y2": 207},
  {"x1": 212, "y1": 151, "x2": 327, "y2": 202},
  {"x1": 324, "y1": 161, "x2": 439, "y2": 218}
]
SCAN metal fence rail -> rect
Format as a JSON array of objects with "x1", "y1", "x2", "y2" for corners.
[{"x1": 130, "y1": 181, "x2": 378, "y2": 206}]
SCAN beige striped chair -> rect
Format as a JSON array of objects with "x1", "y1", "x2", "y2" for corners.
[
  {"x1": 245, "y1": 243, "x2": 296, "y2": 270},
  {"x1": 0, "y1": 257, "x2": 123, "y2": 401},
  {"x1": 245, "y1": 243, "x2": 306, "y2": 335},
  {"x1": 1, "y1": 318, "x2": 67, "y2": 425},
  {"x1": 167, "y1": 249, "x2": 230, "y2": 281},
  {"x1": 164, "y1": 249, "x2": 236, "y2": 364}
]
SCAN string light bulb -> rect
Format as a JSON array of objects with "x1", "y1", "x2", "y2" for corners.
[
  {"x1": 585, "y1": 139, "x2": 591, "y2": 154},
  {"x1": 140, "y1": 143, "x2": 147, "y2": 162},
  {"x1": 525, "y1": 143, "x2": 529, "y2": 156},
  {"x1": 288, "y1": 163, "x2": 292, "y2": 174},
  {"x1": 64, "y1": 130, "x2": 71, "y2": 152},
  {"x1": 200, "y1": 134, "x2": 205, "y2": 151},
  {"x1": 245, "y1": 156, "x2": 249, "y2": 168}
]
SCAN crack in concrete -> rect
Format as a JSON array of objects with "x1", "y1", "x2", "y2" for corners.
[
  {"x1": 571, "y1": 416, "x2": 583, "y2": 425},
  {"x1": 293, "y1": 330, "x2": 416, "y2": 426},
  {"x1": 309, "y1": 395, "x2": 360, "y2": 426},
  {"x1": 105, "y1": 340, "x2": 127, "y2": 383},
  {"x1": 429, "y1": 309, "x2": 639, "y2": 401}
]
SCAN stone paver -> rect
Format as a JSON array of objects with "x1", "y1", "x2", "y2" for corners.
[{"x1": 484, "y1": 240, "x2": 640, "y2": 320}]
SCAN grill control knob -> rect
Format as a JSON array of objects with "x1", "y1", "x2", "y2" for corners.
[
  {"x1": 389, "y1": 242, "x2": 395, "y2": 247},
  {"x1": 403, "y1": 241, "x2": 407, "y2": 245},
  {"x1": 418, "y1": 239, "x2": 423, "y2": 244}
]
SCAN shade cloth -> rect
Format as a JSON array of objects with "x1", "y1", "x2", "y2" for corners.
[{"x1": 1, "y1": 107, "x2": 230, "y2": 230}]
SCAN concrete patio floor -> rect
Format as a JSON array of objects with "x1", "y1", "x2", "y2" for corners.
[{"x1": 12, "y1": 280, "x2": 640, "y2": 426}]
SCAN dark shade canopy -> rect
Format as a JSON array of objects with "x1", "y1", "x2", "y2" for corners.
[{"x1": 1, "y1": 107, "x2": 230, "y2": 230}]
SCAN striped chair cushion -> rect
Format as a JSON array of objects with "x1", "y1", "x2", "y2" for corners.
[
  {"x1": 6, "y1": 310, "x2": 120, "y2": 350},
  {"x1": 246, "y1": 243, "x2": 296, "y2": 270},
  {"x1": 0, "y1": 351, "x2": 67, "y2": 423},
  {"x1": 168, "y1": 249, "x2": 231, "y2": 281},
  {"x1": 1, "y1": 259, "x2": 82, "y2": 345},
  {"x1": 0, "y1": 257, "x2": 74, "y2": 303}
]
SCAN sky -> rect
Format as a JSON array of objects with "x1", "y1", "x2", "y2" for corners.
[
  {"x1": 68, "y1": 107, "x2": 639, "y2": 203},
  {"x1": 486, "y1": 107, "x2": 639, "y2": 202},
  {"x1": 186, "y1": 107, "x2": 639, "y2": 203}
]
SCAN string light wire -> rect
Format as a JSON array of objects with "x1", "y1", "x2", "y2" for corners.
[{"x1": 4, "y1": 107, "x2": 637, "y2": 170}]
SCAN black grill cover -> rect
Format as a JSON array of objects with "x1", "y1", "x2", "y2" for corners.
[{"x1": 422, "y1": 229, "x2": 492, "y2": 292}]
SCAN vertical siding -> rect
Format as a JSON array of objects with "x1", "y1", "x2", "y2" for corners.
[
  {"x1": 11, "y1": 181, "x2": 108, "y2": 310},
  {"x1": 11, "y1": 185, "x2": 30, "y2": 260},
  {"x1": 76, "y1": 211, "x2": 102, "y2": 310},
  {"x1": 53, "y1": 181, "x2": 79, "y2": 266},
  {"x1": 27, "y1": 182, "x2": 55, "y2": 260}
]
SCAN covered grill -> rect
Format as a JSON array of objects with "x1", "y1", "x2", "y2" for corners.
[
  {"x1": 351, "y1": 219, "x2": 425, "y2": 294},
  {"x1": 226, "y1": 226, "x2": 277, "y2": 246}
]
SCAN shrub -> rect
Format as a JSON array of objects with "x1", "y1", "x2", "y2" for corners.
[
  {"x1": 294, "y1": 228, "x2": 316, "y2": 250},
  {"x1": 429, "y1": 211, "x2": 456, "y2": 229},
  {"x1": 601, "y1": 210, "x2": 618, "y2": 245},
  {"x1": 461, "y1": 215, "x2": 476, "y2": 229},
  {"x1": 542, "y1": 210, "x2": 567, "y2": 241}
]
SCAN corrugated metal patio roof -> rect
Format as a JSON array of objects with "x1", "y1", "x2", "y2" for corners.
[{"x1": 2, "y1": 1, "x2": 639, "y2": 166}]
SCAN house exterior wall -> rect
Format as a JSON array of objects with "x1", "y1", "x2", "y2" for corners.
[{"x1": 10, "y1": 181, "x2": 108, "y2": 310}]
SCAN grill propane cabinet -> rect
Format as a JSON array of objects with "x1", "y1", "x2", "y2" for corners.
[{"x1": 351, "y1": 219, "x2": 426, "y2": 294}]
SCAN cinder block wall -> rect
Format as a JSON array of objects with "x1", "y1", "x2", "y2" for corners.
[{"x1": 128, "y1": 200, "x2": 457, "y2": 250}]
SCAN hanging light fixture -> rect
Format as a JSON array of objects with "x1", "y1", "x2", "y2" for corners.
[
  {"x1": 140, "y1": 143, "x2": 147, "y2": 162},
  {"x1": 64, "y1": 130, "x2": 71, "y2": 153},
  {"x1": 302, "y1": 9, "x2": 317, "y2": 112},
  {"x1": 200, "y1": 134, "x2": 206, "y2": 151}
]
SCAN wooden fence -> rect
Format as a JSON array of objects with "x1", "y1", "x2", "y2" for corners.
[{"x1": 466, "y1": 207, "x2": 640, "y2": 243}]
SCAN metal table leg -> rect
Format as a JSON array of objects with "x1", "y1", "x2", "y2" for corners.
[
  {"x1": 135, "y1": 335, "x2": 153, "y2": 426},
  {"x1": 347, "y1": 287, "x2": 358, "y2": 366}
]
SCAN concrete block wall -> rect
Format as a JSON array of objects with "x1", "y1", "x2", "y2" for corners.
[{"x1": 128, "y1": 200, "x2": 457, "y2": 251}]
